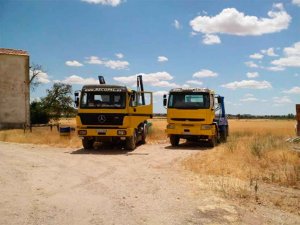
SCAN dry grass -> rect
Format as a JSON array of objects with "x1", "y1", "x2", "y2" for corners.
[
  {"x1": 0, "y1": 118, "x2": 82, "y2": 148},
  {"x1": 184, "y1": 119, "x2": 299, "y2": 187},
  {"x1": 183, "y1": 119, "x2": 300, "y2": 214},
  {"x1": 147, "y1": 118, "x2": 168, "y2": 144},
  {"x1": 0, "y1": 118, "x2": 167, "y2": 148}
]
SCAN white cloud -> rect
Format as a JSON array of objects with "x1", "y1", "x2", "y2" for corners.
[
  {"x1": 81, "y1": 0, "x2": 123, "y2": 7},
  {"x1": 114, "y1": 72, "x2": 179, "y2": 88},
  {"x1": 104, "y1": 60, "x2": 129, "y2": 70},
  {"x1": 246, "y1": 72, "x2": 259, "y2": 78},
  {"x1": 245, "y1": 61, "x2": 259, "y2": 68},
  {"x1": 189, "y1": 5, "x2": 291, "y2": 37},
  {"x1": 240, "y1": 97, "x2": 259, "y2": 102},
  {"x1": 58, "y1": 75, "x2": 98, "y2": 85},
  {"x1": 186, "y1": 80, "x2": 203, "y2": 86},
  {"x1": 265, "y1": 66, "x2": 285, "y2": 71},
  {"x1": 202, "y1": 34, "x2": 221, "y2": 45},
  {"x1": 221, "y1": 80, "x2": 272, "y2": 90},
  {"x1": 249, "y1": 53, "x2": 264, "y2": 59},
  {"x1": 154, "y1": 91, "x2": 168, "y2": 96},
  {"x1": 292, "y1": 0, "x2": 300, "y2": 6},
  {"x1": 115, "y1": 53, "x2": 124, "y2": 59},
  {"x1": 271, "y1": 42, "x2": 300, "y2": 67},
  {"x1": 173, "y1": 19, "x2": 182, "y2": 29},
  {"x1": 86, "y1": 56, "x2": 103, "y2": 64},
  {"x1": 190, "y1": 31, "x2": 198, "y2": 36},
  {"x1": 273, "y1": 96, "x2": 292, "y2": 105},
  {"x1": 283, "y1": 86, "x2": 300, "y2": 94},
  {"x1": 157, "y1": 56, "x2": 168, "y2": 62},
  {"x1": 261, "y1": 47, "x2": 278, "y2": 56},
  {"x1": 271, "y1": 56, "x2": 300, "y2": 67},
  {"x1": 65, "y1": 60, "x2": 83, "y2": 67},
  {"x1": 30, "y1": 70, "x2": 50, "y2": 84},
  {"x1": 193, "y1": 69, "x2": 218, "y2": 78},
  {"x1": 85, "y1": 56, "x2": 129, "y2": 70},
  {"x1": 283, "y1": 42, "x2": 300, "y2": 56}
]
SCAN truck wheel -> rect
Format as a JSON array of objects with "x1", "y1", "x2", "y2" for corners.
[
  {"x1": 170, "y1": 135, "x2": 179, "y2": 147},
  {"x1": 82, "y1": 137, "x2": 94, "y2": 149},
  {"x1": 220, "y1": 128, "x2": 227, "y2": 142},
  {"x1": 140, "y1": 123, "x2": 147, "y2": 144},
  {"x1": 208, "y1": 136, "x2": 217, "y2": 148},
  {"x1": 126, "y1": 132, "x2": 136, "y2": 151}
]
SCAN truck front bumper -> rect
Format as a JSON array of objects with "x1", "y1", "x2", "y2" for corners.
[
  {"x1": 165, "y1": 123, "x2": 215, "y2": 137},
  {"x1": 77, "y1": 127, "x2": 135, "y2": 137}
]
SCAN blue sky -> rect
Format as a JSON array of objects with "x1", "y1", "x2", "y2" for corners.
[{"x1": 1, "y1": 0, "x2": 300, "y2": 115}]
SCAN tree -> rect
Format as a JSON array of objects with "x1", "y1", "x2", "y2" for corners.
[
  {"x1": 41, "y1": 83, "x2": 74, "y2": 121},
  {"x1": 30, "y1": 101, "x2": 50, "y2": 124},
  {"x1": 29, "y1": 63, "x2": 45, "y2": 91}
]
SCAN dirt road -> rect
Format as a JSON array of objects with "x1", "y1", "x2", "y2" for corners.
[{"x1": 0, "y1": 141, "x2": 298, "y2": 225}]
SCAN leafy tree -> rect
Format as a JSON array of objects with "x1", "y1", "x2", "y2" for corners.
[
  {"x1": 41, "y1": 83, "x2": 74, "y2": 121},
  {"x1": 30, "y1": 101, "x2": 50, "y2": 124}
]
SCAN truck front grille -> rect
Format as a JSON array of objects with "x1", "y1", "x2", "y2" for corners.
[{"x1": 78, "y1": 113, "x2": 124, "y2": 126}]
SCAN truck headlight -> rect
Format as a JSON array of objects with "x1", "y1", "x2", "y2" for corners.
[
  {"x1": 78, "y1": 130, "x2": 87, "y2": 135},
  {"x1": 201, "y1": 125, "x2": 212, "y2": 130},
  {"x1": 117, "y1": 130, "x2": 127, "y2": 135},
  {"x1": 167, "y1": 124, "x2": 175, "y2": 129}
]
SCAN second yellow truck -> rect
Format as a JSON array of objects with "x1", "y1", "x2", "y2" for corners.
[{"x1": 164, "y1": 88, "x2": 228, "y2": 147}]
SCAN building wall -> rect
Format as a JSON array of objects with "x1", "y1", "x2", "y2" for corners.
[{"x1": 0, "y1": 51, "x2": 30, "y2": 129}]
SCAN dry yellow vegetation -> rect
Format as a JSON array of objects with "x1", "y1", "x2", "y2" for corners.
[
  {"x1": 184, "y1": 119, "x2": 299, "y2": 187},
  {"x1": 183, "y1": 119, "x2": 300, "y2": 214}
]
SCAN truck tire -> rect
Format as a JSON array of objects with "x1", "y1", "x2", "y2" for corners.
[
  {"x1": 208, "y1": 125, "x2": 218, "y2": 147},
  {"x1": 126, "y1": 131, "x2": 136, "y2": 151},
  {"x1": 170, "y1": 135, "x2": 179, "y2": 147},
  {"x1": 82, "y1": 137, "x2": 94, "y2": 149},
  {"x1": 220, "y1": 127, "x2": 227, "y2": 142},
  {"x1": 140, "y1": 123, "x2": 147, "y2": 144},
  {"x1": 208, "y1": 136, "x2": 217, "y2": 148}
]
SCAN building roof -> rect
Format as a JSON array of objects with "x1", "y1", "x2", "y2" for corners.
[{"x1": 0, "y1": 48, "x2": 28, "y2": 56}]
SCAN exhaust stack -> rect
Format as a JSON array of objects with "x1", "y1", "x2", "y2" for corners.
[{"x1": 98, "y1": 76, "x2": 105, "y2": 84}]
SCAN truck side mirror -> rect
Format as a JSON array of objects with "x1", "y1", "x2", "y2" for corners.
[
  {"x1": 163, "y1": 94, "x2": 167, "y2": 107},
  {"x1": 74, "y1": 92, "x2": 79, "y2": 107}
]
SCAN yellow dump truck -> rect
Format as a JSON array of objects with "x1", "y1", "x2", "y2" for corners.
[
  {"x1": 163, "y1": 88, "x2": 228, "y2": 147},
  {"x1": 75, "y1": 75, "x2": 153, "y2": 150}
]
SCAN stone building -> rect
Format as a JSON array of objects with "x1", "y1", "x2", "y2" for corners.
[{"x1": 0, "y1": 48, "x2": 30, "y2": 129}]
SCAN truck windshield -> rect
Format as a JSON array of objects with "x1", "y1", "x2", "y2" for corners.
[
  {"x1": 80, "y1": 92, "x2": 126, "y2": 109},
  {"x1": 168, "y1": 92, "x2": 210, "y2": 109}
]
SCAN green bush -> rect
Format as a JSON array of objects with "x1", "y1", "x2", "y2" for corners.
[{"x1": 30, "y1": 101, "x2": 50, "y2": 124}]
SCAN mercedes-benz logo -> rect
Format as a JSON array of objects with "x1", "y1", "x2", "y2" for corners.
[{"x1": 98, "y1": 115, "x2": 106, "y2": 124}]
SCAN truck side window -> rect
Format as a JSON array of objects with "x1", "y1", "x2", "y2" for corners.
[
  {"x1": 210, "y1": 94, "x2": 214, "y2": 109},
  {"x1": 130, "y1": 93, "x2": 137, "y2": 107}
]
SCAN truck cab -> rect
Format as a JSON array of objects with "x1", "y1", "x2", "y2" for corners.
[
  {"x1": 75, "y1": 76, "x2": 153, "y2": 150},
  {"x1": 164, "y1": 88, "x2": 228, "y2": 147}
]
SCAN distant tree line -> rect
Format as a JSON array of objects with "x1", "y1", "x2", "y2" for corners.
[
  {"x1": 227, "y1": 114, "x2": 296, "y2": 120},
  {"x1": 152, "y1": 113, "x2": 296, "y2": 120}
]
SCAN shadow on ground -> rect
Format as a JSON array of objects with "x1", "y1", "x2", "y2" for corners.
[
  {"x1": 70, "y1": 142, "x2": 149, "y2": 156},
  {"x1": 165, "y1": 141, "x2": 213, "y2": 151}
]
